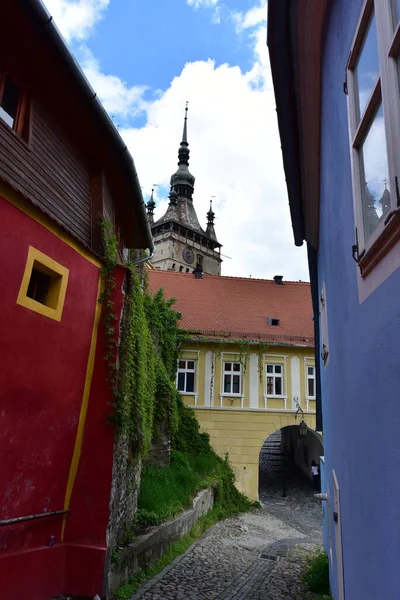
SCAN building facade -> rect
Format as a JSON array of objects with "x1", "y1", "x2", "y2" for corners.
[
  {"x1": 147, "y1": 107, "x2": 222, "y2": 275},
  {"x1": 148, "y1": 270, "x2": 319, "y2": 500},
  {"x1": 0, "y1": 2, "x2": 153, "y2": 599},
  {"x1": 269, "y1": 1, "x2": 400, "y2": 598}
]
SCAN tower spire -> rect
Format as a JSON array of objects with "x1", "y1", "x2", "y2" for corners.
[
  {"x1": 146, "y1": 186, "x2": 156, "y2": 224},
  {"x1": 178, "y1": 103, "x2": 190, "y2": 167},
  {"x1": 206, "y1": 197, "x2": 218, "y2": 241}
]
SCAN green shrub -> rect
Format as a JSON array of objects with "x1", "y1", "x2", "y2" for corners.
[
  {"x1": 303, "y1": 552, "x2": 330, "y2": 595},
  {"x1": 133, "y1": 509, "x2": 162, "y2": 528}
]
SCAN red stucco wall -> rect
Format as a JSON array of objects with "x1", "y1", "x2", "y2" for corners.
[{"x1": 0, "y1": 194, "x2": 124, "y2": 599}]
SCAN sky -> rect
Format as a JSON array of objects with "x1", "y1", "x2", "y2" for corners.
[{"x1": 42, "y1": 0, "x2": 309, "y2": 281}]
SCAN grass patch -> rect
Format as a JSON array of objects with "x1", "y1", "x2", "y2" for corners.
[
  {"x1": 303, "y1": 552, "x2": 330, "y2": 595},
  {"x1": 136, "y1": 450, "x2": 254, "y2": 528}
]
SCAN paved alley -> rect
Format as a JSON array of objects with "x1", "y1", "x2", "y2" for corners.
[{"x1": 130, "y1": 478, "x2": 323, "y2": 600}]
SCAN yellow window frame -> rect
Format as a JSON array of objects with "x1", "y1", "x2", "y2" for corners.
[{"x1": 17, "y1": 246, "x2": 69, "y2": 322}]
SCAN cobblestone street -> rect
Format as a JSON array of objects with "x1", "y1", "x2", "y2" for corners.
[{"x1": 130, "y1": 477, "x2": 323, "y2": 600}]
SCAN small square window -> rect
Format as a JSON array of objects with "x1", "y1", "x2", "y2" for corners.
[
  {"x1": 187, "y1": 361, "x2": 195, "y2": 369},
  {"x1": 17, "y1": 247, "x2": 69, "y2": 322},
  {"x1": 225, "y1": 362, "x2": 232, "y2": 371}
]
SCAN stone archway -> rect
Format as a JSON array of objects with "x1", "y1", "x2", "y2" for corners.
[{"x1": 258, "y1": 425, "x2": 324, "y2": 497}]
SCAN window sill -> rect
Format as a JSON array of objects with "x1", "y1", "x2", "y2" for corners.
[
  {"x1": 221, "y1": 393, "x2": 243, "y2": 398},
  {"x1": 359, "y1": 210, "x2": 400, "y2": 278},
  {"x1": 178, "y1": 391, "x2": 196, "y2": 395},
  {"x1": 264, "y1": 395, "x2": 287, "y2": 399},
  {"x1": 306, "y1": 396, "x2": 316, "y2": 401}
]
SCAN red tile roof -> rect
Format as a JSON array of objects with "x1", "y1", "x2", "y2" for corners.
[{"x1": 147, "y1": 271, "x2": 314, "y2": 347}]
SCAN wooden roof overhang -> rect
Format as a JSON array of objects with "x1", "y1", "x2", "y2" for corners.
[
  {"x1": 267, "y1": 0, "x2": 329, "y2": 251},
  {"x1": 1, "y1": 0, "x2": 154, "y2": 252}
]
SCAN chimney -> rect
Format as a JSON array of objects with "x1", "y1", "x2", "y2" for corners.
[
  {"x1": 274, "y1": 275, "x2": 283, "y2": 285},
  {"x1": 193, "y1": 264, "x2": 203, "y2": 279}
]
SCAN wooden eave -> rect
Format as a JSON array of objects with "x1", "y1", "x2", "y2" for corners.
[{"x1": 1, "y1": 0, "x2": 152, "y2": 250}]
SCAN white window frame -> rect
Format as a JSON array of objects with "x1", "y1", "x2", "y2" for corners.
[
  {"x1": 306, "y1": 364, "x2": 316, "y2": 403},
  {"x1": 222, "y1": 361, "x2": 242, "y2": 397},
  {"x1": 176, "y1": 359, "x2": 196, "y2": 395},
  {"x1": 265, "y1": 363, "x2": 285, "y2": 397},
  {"x1": 347, "y1": 0, "x2": 400, "y2": 283}
]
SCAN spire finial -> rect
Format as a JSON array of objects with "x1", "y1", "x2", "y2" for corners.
[
  {"x1": 207, "y1": 197, "x2": 215, "y2": 224},
  {"x1": 182, "y1": 101, "x2": 189, "y2": 145}
]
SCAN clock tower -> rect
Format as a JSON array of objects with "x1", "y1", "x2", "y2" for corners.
[{"x1": 147, "y1": 107, "x2": 222, "y2": 275}]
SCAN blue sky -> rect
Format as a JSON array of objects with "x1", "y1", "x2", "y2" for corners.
[
  {"x1": 42, "y1": 0, "x2": 309, "y2": 281},
  {"x1": 85, "y1": 0, "x2": 256, "y2": 95}
]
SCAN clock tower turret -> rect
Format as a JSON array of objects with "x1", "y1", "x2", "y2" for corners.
[{"x1": 150, "y1": 106, "x2": 222, "y2": 275}]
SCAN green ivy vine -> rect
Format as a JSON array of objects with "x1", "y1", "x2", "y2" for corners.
[{"x1": 99, "y1": 219, "x2": 185, "y2": 457}]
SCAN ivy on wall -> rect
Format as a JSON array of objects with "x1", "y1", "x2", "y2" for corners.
[{"x1": 100, "y1": 220, "x2": 184, "y2": 457}]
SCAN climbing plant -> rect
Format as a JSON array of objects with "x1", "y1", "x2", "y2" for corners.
[{"x1": 99, "y1": 219, "x2": 185, "y2": 457}]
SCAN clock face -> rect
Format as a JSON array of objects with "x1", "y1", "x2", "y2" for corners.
[{"x1": 183, "y1": 247, "x2": 194, "y2": 264}]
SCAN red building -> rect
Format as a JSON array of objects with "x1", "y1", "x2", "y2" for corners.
[{"x1": 0, "y1": 1, "x2": 153, "y2": 598}]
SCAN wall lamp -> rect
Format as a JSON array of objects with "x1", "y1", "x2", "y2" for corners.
[{"x1": 294, "y1": 398, "x2": 308, "y2": 436}]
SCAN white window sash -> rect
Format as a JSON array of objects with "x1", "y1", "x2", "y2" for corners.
[
  {"x1": 177, "y1": 360, "x2": 196, "y2": 394},
  {"x1": 347, "y1": 0, "x2": 400, "y2": 255}
]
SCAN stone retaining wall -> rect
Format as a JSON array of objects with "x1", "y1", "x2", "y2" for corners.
[{"x1": 108, "y1": 486, "x2": 215, "y2": 598}]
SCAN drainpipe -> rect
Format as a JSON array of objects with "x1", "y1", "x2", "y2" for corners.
[{"x1": 132, "y1": 250, "x2": 155, "y2": 266}]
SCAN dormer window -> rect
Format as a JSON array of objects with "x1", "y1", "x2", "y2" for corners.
[
  {"x1": 0, "y1": 74, "x2": 30, "y2": 140},
  {"x1": 267, "y1": 318, "x2": 280, "y2": 326}
]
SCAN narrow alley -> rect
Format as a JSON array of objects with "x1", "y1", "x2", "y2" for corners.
[{"x1": 130, "y1": 478, "x2": 322, "y2": 600}]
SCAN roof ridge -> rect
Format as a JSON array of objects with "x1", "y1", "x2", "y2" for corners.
[{"x1": 150, "y1": 271, "x2": 310, "y2": 285}]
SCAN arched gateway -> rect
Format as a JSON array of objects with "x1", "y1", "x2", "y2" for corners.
[{"x1": 195, "y1": 409, "x2": 320, "y2": 500}]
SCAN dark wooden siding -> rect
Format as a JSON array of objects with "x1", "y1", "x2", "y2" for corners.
[{"x1": 0, "y1": 100, "x2": 91, "y2": 246}]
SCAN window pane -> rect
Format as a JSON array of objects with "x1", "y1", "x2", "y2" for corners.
[
  {"x1": 233, "y1": 363, "x2": 241, "y2": 372},
  {"x1": 187, "y1": 361, "x2": 195, "y2": 370},
  {"x1": 0, "y1": 76, "x2": 20, "y2": 128},
  {"x1": 267, "y1": 377, "x2": 273, "y2": 395},
  {"x1": 274, "y1": 365, "x2": 282, "y2": 374},
  {"x1": 177, "y1": 372, "x2": 185, "y2": 391},
  {"x1": 224, "y1": 375, "x2": 231, "y2": 393},
  {"x1": 225, "y1": 362, "x2": 232, "y2": 371},
  {"x1": 266, "y1": 365, "x2": 273, "y2": 374},
  {"x1": 232, "y1": 375, "x2": 240, "y2": 394},
  {"x1": 308, "y1": 366, "x2": 315, "y2": 376},
  {"x1": 186, "y1": 372, "x2": 195, "y2": 393},
  {"x1": 308, "y1": 378, "x2": 315, "y2": 398},
  {"x1": 275, "y1": 377, "x2": 282, "y2": 396},
  {"x1": 360, "y1": 103, "x2": 391, "y2": 240},
  {"x1": 178, "y1": 360, "x2": 185, "y2": 369},
  {"x1": 355, "y1": 12, "x2": 379, "y2": 119}
]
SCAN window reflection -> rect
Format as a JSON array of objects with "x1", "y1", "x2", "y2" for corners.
[
  {"x1": 355, "y1": 12, "x2": 380, "y2": 119},
  {"x1": 360, "y1": 104, "x2": 391, "y2": 240}
]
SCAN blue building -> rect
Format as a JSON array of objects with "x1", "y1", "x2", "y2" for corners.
[{"x1": 268, "y1": 1, "x2": 400, "y2": 599}]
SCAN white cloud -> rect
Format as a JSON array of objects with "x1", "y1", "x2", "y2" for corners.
[
  {"x1": 186, "y1": 0, "x2": 219, "y2": 8},
  {"x1": 233, "y1": 0, "x2": 267, "y2": 32},
  {"x1": 42, "y1": 0, "x2": 109, "y2": 42},
  {"x1": 79, "y1": 49, "x2": 148, "y2": 120}
]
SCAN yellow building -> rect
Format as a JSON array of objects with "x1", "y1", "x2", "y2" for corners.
[{"x1": 148, "y1": 270, "x2": 318, "y2": 500}]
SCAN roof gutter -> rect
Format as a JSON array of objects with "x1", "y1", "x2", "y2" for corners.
[
  {"x1": 25, "y1": 0, "x2": 154, "y2": 255},
  {"x1": 267, "y1": 0, "x2": 304, "y2": 246}
]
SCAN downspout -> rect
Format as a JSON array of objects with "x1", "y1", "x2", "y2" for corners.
[
  {"x1": 25, "y1": 0, "x2": 154, "y2": 254},
  {"x1": 132, "y1": 250, "x2": 155, "y2": 266},
  {"x1": 307, "y1": 243, "x2": 323, "y2": 432}
]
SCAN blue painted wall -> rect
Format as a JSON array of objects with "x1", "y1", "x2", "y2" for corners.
[{"x1": 319, "y1": 1, "x2": 400, "y2": 598}]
